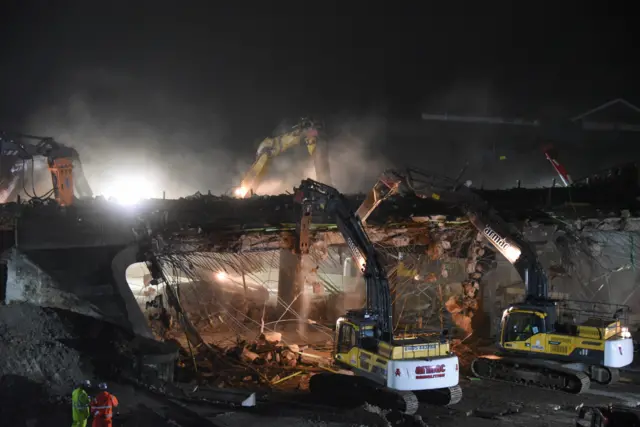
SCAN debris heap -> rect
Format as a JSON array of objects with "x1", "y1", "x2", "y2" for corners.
[{"x1": 0, "y1": 302, "x2": 86, "y2": 394}]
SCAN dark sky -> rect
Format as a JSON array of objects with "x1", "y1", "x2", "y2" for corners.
[{"x1": 0, "y1": 1, "x2": 637, "y2": 195}]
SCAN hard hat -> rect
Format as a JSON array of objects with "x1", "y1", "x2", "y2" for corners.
[
  {"x1": 81, "y1": 380, "x2": 92, "y2": 388},
  {"x1": 98, "y1": 382, "x2": 108, "y2": 391}
]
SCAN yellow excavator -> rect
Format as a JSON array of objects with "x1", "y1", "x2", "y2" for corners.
[
  {"x1": 295, "y1": 179, "x2": 461, "y2": 415},
  {"x1": 357, "y1": 167, "x2": 634, "y2": 394},
  {"x1": 234, "y1": 118, "x2": 331, "y2": 198}
]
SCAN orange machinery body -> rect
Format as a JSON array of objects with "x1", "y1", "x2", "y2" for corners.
[{"x1": 48, "y1": 157, "x2": 74, "y2": 206}]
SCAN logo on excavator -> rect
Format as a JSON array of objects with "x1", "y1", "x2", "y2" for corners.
[
  {"x1": 483, "y1": 226, "x2": 512, "y2": 251},
  {"x1": 415, "y1": 364, "x2": 446, "y2": 379},
  {"x1": 346, "y1": 237, "x2": 366, "y2": 272}
]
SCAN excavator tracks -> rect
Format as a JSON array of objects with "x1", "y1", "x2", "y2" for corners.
[
  {"x1": 471, "y1": 356, "x2": 590, "y2": 394},
  {"x1": 309, "y1": 373, "x2": 427, "y2": 415},
  {"x1": 415, "y1": 385, "x2": 462, "y2": 406},
  {"x1": 392, "y1": 390, "x2": 419, "y2": 415}
]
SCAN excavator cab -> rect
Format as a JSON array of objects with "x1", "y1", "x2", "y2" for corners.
[
  {"x1": 499, "y1": 307, "x2": 548, "y2": 352},
  {"x1": 334, "y1": 313, "x2": 380, "y2": 358}
]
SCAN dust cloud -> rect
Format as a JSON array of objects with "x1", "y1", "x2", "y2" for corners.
[
  {"x1": 25, "y1": 69, "x2": 247, "y2": 201},
  {"x1": 24, "y1": 69, "x2": 390, "y2": 201},
  {"x1": 256, "y1": 115, "x2": 391, "y2": 196}
]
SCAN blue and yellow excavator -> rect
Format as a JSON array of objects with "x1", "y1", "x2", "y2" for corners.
[
  {"x1": 295, "y1": 179, "x2": 461, "y2": 415},
  {"x1": 357, "y1": 167, "x2": 634, "y2": 394}
]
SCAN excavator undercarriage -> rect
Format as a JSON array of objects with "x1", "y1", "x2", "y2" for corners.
[{"x1": 471, "y1": 356, "x2": 590, "y2": 394}]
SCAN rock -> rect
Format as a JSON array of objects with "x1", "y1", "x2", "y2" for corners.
[
  {"x1": 262, "y1": 332, "x2": 282, "y2": 344},
  {"x1": 287, "y1": 344, "x2": 300, "y2": 353},
  {"x1": 298, "y1": 374, "x2": 311, "y2": 391},
  {"x1": 241, "y1": 348, "x2": 259, "y2": 362}
]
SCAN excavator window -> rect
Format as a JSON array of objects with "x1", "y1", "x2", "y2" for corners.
[
  {"x1": 337, "y1": 323, "x2": 357, "y2": 353},
  {"x1": 505, "y1": 312, "x2": 544, "y2": 342}
]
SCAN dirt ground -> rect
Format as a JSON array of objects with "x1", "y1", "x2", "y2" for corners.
[
  {"x1": 3, "y1": 302, "x2": 639, "y2": 427},
  {"x1": 421, "y1": 374, "x2": 640, "y2": 427},
  {"x1": 13, "y1": 370, "x2": 638, "y2": 427}
]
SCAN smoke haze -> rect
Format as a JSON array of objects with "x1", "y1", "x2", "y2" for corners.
[
  {"x1": 24, "y1": 69, "x2": 391, "y2": 200},
  {"x1": 256, "y1": 115, "x2": 390, "y2": 196}
]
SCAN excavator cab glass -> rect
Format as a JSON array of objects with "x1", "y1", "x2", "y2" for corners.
[
  {"x1": 503, "y1": 311, "x2": 545, "y2": 343},
  {"x1": 337, "y1": 322, "x2": 357, "y2": 354},
  {"x1": 360, "y1": 326, "x2": 379, "y2": 352}
]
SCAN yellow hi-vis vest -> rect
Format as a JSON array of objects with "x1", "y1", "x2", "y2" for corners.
[{"x1": 72, "y1": 388, "x2": 90, "y2": 419}]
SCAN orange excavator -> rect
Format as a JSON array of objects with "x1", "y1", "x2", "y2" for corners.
[{"x1": 0, "y1": 131, "x2": 93, "y2": 206}]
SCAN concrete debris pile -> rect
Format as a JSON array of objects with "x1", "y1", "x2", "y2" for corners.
[
  {"x1": 0, "y1": 302, "x2": 86, "y2": 395},
  {"x1": 174, "y1": 330, "x2": 331, "y2": 391},
  {"x1": 233, "y1": 332, "x2": 328, "y2": 371}
]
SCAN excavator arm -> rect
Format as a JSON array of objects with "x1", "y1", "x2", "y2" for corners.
[
  {"x1": 0, "y1": 131, "x2": 93, "y2": 205},
  {"x1": 294, "y1": 178, "x2": 394, "y2": 342},
  {"x1": 357, "y1": 168, "x2": 549, "y2": 301},
  {"x1": 235, "y1": 118, "x2": 331, "y2": 197}
]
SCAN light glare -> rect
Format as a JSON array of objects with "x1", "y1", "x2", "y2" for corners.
[
  {"x1": 234, "y1": 186, "x2": 249, "y2": 198},
  {"x1": 102, "y1": 175, "x2": 155, "y2": 206}
]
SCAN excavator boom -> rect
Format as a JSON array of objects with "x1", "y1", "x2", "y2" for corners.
[
  {"x1": 295, "y1": 178, "x2": 393, "y2": 341},
  {"x1": 235, "y1": 118, "x2": 331, "y2": 197}
]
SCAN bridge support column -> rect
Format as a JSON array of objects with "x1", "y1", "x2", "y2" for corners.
[
  {"x1": 277, "y1": 247, "x2": 303, "y2": 319},
  {"x1": 277, "y1": 207, "x2": 311, "y2": 323},
  {"x1": 112, "y1": 245, "x2": 154, "y2": 338}
]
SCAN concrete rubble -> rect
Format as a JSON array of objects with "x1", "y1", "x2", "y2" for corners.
[{"x1": 0, "y1": 302, "x2": 86, "y2": 394}]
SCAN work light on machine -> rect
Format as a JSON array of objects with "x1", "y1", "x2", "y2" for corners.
[{"x1": 503, "y1": 245, "x2": 522, "y2": 264}]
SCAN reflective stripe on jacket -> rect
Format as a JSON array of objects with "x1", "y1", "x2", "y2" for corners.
[{"x1": 91, "y1": 391, "x2": 119, "y2": 419}]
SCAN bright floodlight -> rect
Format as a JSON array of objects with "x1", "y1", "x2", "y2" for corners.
[
  {"x1": 234, "y1": 186, "x2": 249, "y2": 198},
  {"x1": 215, "y1": 271, "x2": 228, "y2": 281},
  {"x1": 102, "y1": 175, "x2": 155, "y2": 206},
  {"x1": 503, "y1": 245, "x2": 522, "y2": 264}
]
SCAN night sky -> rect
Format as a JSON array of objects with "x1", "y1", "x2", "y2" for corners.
[{"x1": 0, "y1": 2, "x2": 637, "y2": 196}]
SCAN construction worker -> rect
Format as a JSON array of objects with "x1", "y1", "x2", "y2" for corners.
[
  {"x1": 71, "y1": 380, "x2": 92, "y2": 427},
  {"x1": 90, "y1": 383, "x2": 119, "y2": 427}
]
